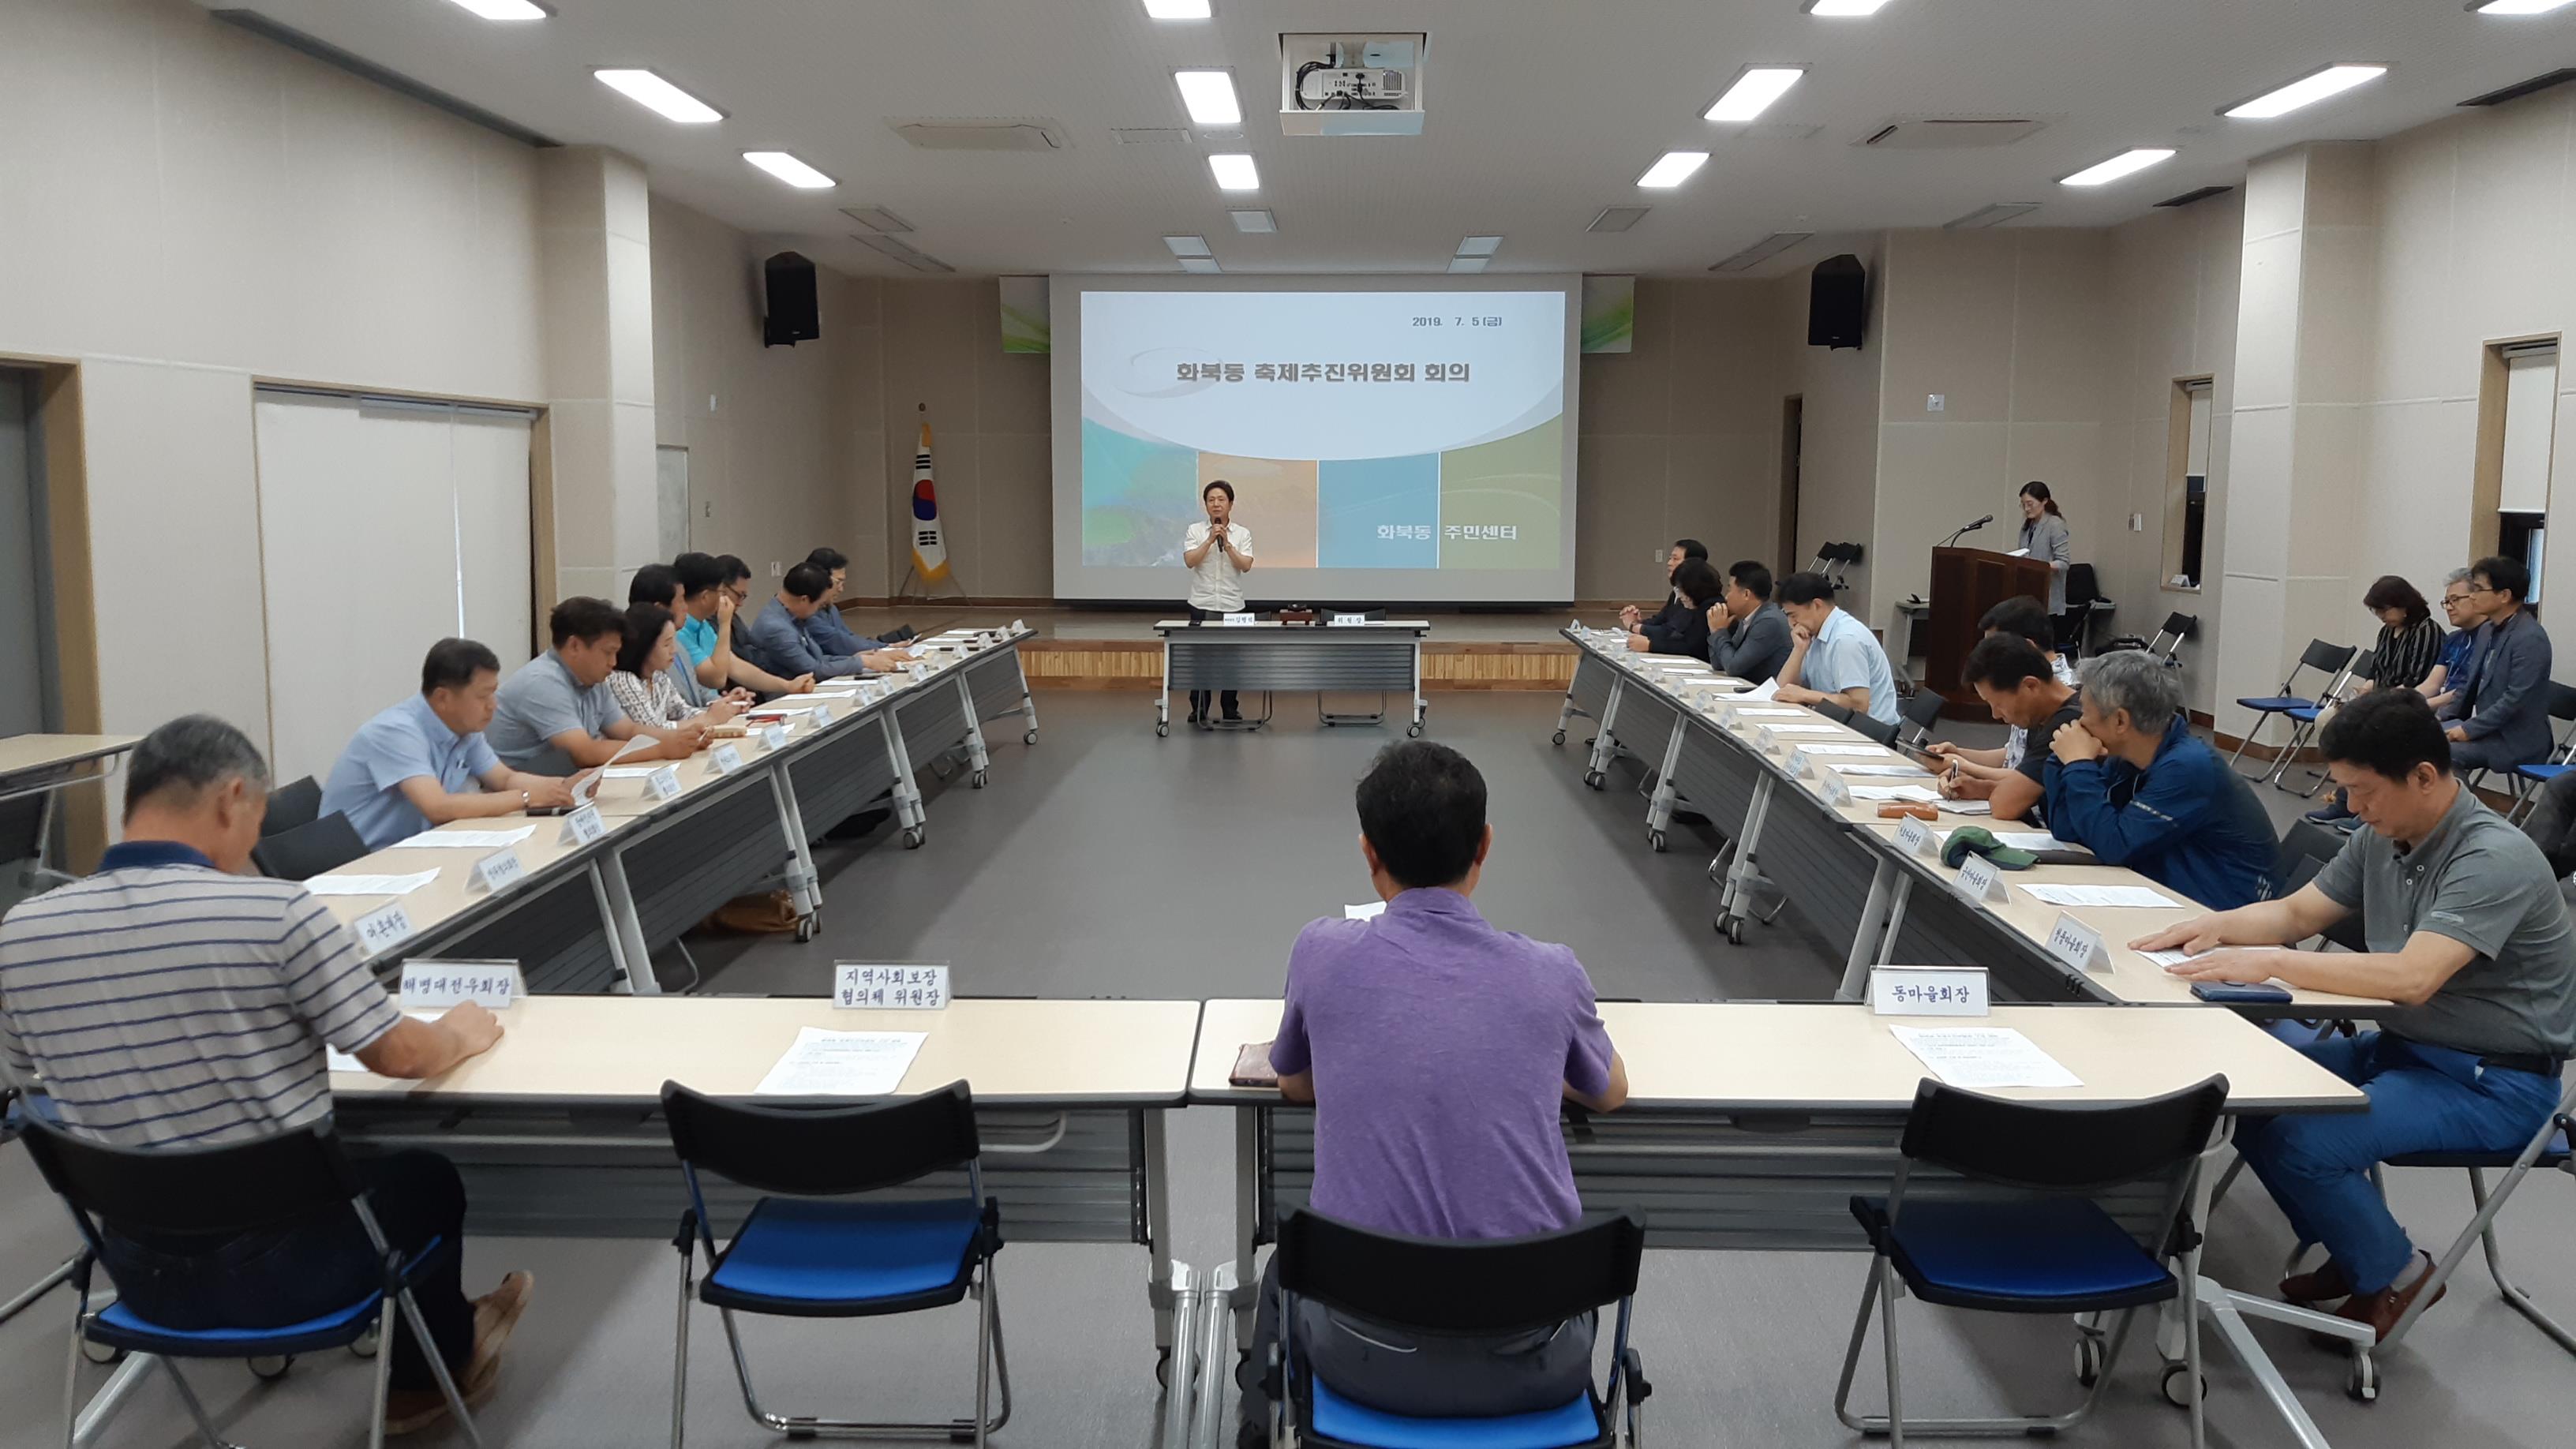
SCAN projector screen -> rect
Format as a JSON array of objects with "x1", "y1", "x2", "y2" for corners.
[{"x1": 1049, "y1": 275, "x2": 1580, "y2": 603}]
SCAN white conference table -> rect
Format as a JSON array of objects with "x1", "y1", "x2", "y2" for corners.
[{"x1": 1154, "y1": 619, "x2": 1429, "y2": 736}]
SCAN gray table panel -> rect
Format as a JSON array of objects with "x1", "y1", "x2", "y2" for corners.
[
  {"x1": 786, "y1": 713, "x2": 902, "y2": 839},
  {"x1": 896, "y1": 676, "x2": 975, "y2": 770},
  {"x1": 620, "y1": 780, "x2": 792, "y2": 951},
  {"x1": 1165, "y1": 637, "x2": 1418, "y2": 692},
  {"x1": 1607, "y1": 681, "x2": 1682, "y2": 773},
  {"x1": 436, "y1": 872, "x2": 623, "y2": 995},
  {"x1": 964, "y1": 647, "x2": 1032, "y2": 724},
  {"x1": 1567, "y1": 650, "x2": 1616, "y2": 726},
  {"x1": 1666, "y1": 717, "x2": 1764, "y2": 840}
]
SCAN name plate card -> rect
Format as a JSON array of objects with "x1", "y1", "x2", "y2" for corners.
[
  {"x1": 1894, "y1": 816, "x2": 1939, "y2": 858},
  {"x1": 1223, "y1": 612, "x2": 1256, "y2": 626},
  {"x1": 645, "y1": 766, "x2": 683, "y2": 803},
  {"x1": 467, "y1": 848, "x2": 526, "y2": 895},
  {"x1": 558, "y1": 803, "x2": 606, "y2": 846},
  {"x1": 1818, "y1": 770, "x2": 1853, "y2": 807},
  {"x1": 1955, "y1": 852, "x2": 2009, "y2": 904},
  {"x1": 814, "y1": 702, "x2": 836, "y2": 726},
  {"x1": 399, "y1": 960, "x2": 521, "y2": 1010},
  {"x1": 354, "y1": 902, "x2": 414, "y2": 955},
  {"x1": 1331, "y1": 612, "x2": 1368, "y2": 626},
  {"x1": 833, "y1": 963, "x2": 949, "y2": 1010},
  {"x1": 2043, "y1": 913, "x2": 2114, "y2": 974},
  {"x1": 762, "y1": 724, "x2": 792, "y2": 754},
  {"x1": 710, "y1": 743, "x2": 745, "y2": 775},
  {"x1": 1870, "y1": 965, "x2": 1990, "y2": 1017}
]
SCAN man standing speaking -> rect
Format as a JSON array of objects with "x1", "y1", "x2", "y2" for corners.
[{"x1": 1181, "y1": 479, "x2": 1256, "y2": 726}]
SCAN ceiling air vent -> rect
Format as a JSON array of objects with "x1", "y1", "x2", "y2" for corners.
[
  {"x1": 2460, "y1": 69, "x2": 2576, "y2": 108},
  {"x1": 2154, "y1": 185, "x2": 2233, "y2": 209},
  {"x1": 841, "y1": 205, "x2": 915, "y2": 234},
  {"x1": 889, "y1": 118, "x2": 1069, "y2": 152},
  {"x1": 1112, "y1": 127, "x2": 1193, "y2": 145},
  {"x1": 1944, "y1": 202, "x2": 2040, "y2": 229},
  {"x1": 1587, "y1": 206, "x2": 1651, "y2": 234},
  {"x1": 1710, "y1": 232, "x2": 1813, "y2": 272},
  {"x1": 852, "y1": 233, "x2": 956, "y2": 274},
  {"x1": 1857, "y1": 116, "x2": 2050, "y2": 149}
]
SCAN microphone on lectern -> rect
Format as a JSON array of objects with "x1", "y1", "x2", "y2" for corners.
[{"x1": 1939, "y1": 514, "x2": 1994, "y2": 549}]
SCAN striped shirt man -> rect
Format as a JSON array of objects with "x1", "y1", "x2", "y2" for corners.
[{"x1": 0, "y1": 841, "x2": 400, "y2": 1148}]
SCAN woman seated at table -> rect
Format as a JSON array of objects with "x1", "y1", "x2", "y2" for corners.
[
  {"x1": 608, "y1": 603, "x2": 745, "y2": 738},
  {"x1": 1626, "y1": 557, "x2": 1722, "y2": 657}
]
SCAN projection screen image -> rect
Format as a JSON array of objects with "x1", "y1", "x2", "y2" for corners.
[{"x1": 1049, "y1": 279, "x2": 1580, "y2": 603}]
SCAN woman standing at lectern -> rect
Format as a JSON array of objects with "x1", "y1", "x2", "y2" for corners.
[{"x1": 2016, "y1": 481, "x2": 2072, "y2": 627}]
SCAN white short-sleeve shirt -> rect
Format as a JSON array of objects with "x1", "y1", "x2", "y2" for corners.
[{"x1": 1184, "y1": 520, "x2": 1256, "y2": 612}]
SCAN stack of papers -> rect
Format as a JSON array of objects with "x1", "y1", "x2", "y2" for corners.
[
  {"x1": 1837, "y1": 763, "x2": 1932, "y2": 778},
  {"x1": 2136, "y1": 945, "x2": 2285, "y2": 968},
  {"x1": 304, "y1": 871, "x2": 440, "y2": 897},
  {"x1": 754, "y1": 1028, "x2": 929, "y2": 1096},
  {"x1": 1889, "y1": 1024, "x2": 2083, "y2": 1089},
  {"x1": 394, "y1": 826, "x2": 537, "y2": 849},
  {"x1": 1849, "y1": 784, "x2": 1942, "y2": 803},
  {"x1": 327, "y1": 1010, "x2": 438, "y2": 1073},
  {"x1": 1741, "y1": 679, "x2": 1782, "y2": 702},
  {"x1": 600, "y1": 766, "x2": 661, "y2": 779},
  {"x1": 2020, "y1": 884, "x2": 2181, "y2": 909},
  {"x1": 1934, "y1": 829, "x2": 2083, "y2": 853}
]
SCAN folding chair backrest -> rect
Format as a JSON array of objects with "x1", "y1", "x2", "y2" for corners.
[
  {"x1": 2154, "y1": 613, "x2": 2196, "y2": 663},
  {"x1": 1814, "y1": 699, "x2": 1854, "y2": 727},
  {"x1": 1897, "y1": 1076, "x2": 2228, "y2": 1194},
  {"x1": 1275, "y1": 1209, "x2": 1646, "y2": 1336},
  {"x1": 250, "y1": 811, "x2": 366, "y2": 881},
  {"x1": 661, "y1": 1080, "x2": 979, "y2": 1196},
  {"x1": 2296, "y1": 639, "x2": 2357, "y2": 677},
  {"x1": 1900, "y1": 689, "x2": 1945, "y2": 743},
  {"x1": 2065, "y1": 563, "x2": 2103, "y2": 608},
  {"x1": 0, "y1": 793, "x2": 46, "y2": 863},
  {"x1": 261, "y1": 777, "x2": 323, "y2": 838},
  {"x1": 17, "y1": 1114, "x2": 361, "y2": 1242},
  {"x1": 1848, "y1": 710, "x2": 1900, "y2": 747},
  {"x1": 2547, "y1": 682, "x2": 2576, "y2": 724}
]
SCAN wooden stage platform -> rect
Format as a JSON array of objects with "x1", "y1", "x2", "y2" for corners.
[{"x1": 837, "y1": 605, "x2": 1583, "y2": 691}]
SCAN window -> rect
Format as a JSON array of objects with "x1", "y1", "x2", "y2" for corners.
[
  {"x1": 2162, "y1": 379, "x2": 2215, "y2": 590},
  {"x1": 2496, "y1": 343, "x2": 2557, "y2": 603}
]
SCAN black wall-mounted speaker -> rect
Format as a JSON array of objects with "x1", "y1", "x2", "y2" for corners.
[
  {"x1": 762, "y1": 251, "x2": 820, "y2": 347},
  {"x1": 1807, "y1": 253, "x2": 1866, "y2": 350}
]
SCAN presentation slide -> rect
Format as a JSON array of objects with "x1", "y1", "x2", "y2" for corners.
[{"x1": 1049, "y1": 277, "x2": 1579, "y2": 603}]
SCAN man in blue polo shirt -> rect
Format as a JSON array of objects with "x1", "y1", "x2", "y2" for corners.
[
  {"x1": 1237, "y1": 741, "x2": 1627, "y2": 1443},
  {"x1": 1773, "y1": 570, "x2": 1899, "y2": 724},
  {"x1": 320, "y1": 639, "x2": 581, "y2": 850},
  {"x1": 2045, "y1": 649, "x2": 2277, "y2": 909}
]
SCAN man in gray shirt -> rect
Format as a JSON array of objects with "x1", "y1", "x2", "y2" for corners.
[
  {"x1": 485, "y1": 597, "x2": 702, "y2": 775},
  {"x1": 2138, "y1": 689, "x2": 2574, "y2": 1342},
  {"x1": 1707, "y1": 560, "x2": 1793, "y2": 684},
  {"x1": 739, "y1": 563, "x2": 914, "y2": 682},
  {"x1": 2444, "y1": 554, "x2": 2555, "y2": 775}
]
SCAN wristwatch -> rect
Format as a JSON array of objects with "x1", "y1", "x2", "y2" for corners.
[{"x1": 520, "y1": 789, "x2": 530, "y2": 810}]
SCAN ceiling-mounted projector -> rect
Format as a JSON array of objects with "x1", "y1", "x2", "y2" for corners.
[{"x1": 1279, "y1": 32, "x2": 1427, "y2": 136}]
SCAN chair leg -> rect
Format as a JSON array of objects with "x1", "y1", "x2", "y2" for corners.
[
  {"x1": 155, "y1": 1358, "x2": 238, "y2": 1449},
  {"x1": 1878, "y1": 1258, "x2": 1905, "y2": 1449},
  {"x1": 2432, "y1": 1167, "x2": 2576, "y2": 1357},
  {"x1": 2262, "y1": 723, "x2": 2312, "y2": 789},
  {"x1": 2229, "y1": 714, "x2": 2275, "y2": 779},
  {"x1": 670, "y1": 1241, "x2": 695, "y2": 1449},
  {"x1": 1829, "y1": 1252, "x2": 1882, "y2": 1433},
  {"x1": 59, "y1": 1293, "x2": 85, "y2": 1449},
  {"x1": 974, "y1": 1259, "x2": 994, "y2": 1449},
  {"x1": 367, "y1": 1298, "x2": 396, "y2": 1449},
  {"x1": 2180, "y1": 1252, "x2": 2207, "y2": 1449},
  {"x1": 397, "y1": 1286, "x2": 483, "y2": 1449},
  {"x1": 713, "y1": 1288, "x2": 1010, "y2": 1440}
]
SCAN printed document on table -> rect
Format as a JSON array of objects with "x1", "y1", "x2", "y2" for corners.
[
  {"x1": 600, "y1": 766, "x2": 661, "y2": 779},
  {"x1": 2020, "y1": 884, "x2": 2182, "y2": 909},
  {"x1": 2137, "y1": 946, "x2": 2287, "y2": 969},
  {"x1": 1800, "y1": 744, "x2": 1893, "y2": 757},
  {"x1": 576, "y1": 735, "x2": 657, "y2": 802},
  {"x1": 328, "y1": 1011, "x2": 438, "y2": 1074},
  {"x1": 1836, "y1": 763, "x2": 1931, "y2": 777},
  {"x1": 304, "y1": 871, "x2": 440, "y2": 897},
  {"x1": 1343, "y1": 901, "x2": 1387, "y2": 921},
  {"x1": 1889, "y1": 1025, "x2": 2083, "y2": 1089},
  {"x1": 754, "y1": 1028, "x2": 929, "y2": 1096},
  {"x1": 394, "y1": 826, "x2": 537, "y2": 849},
  {"x1": 1849, "y1": 784, "x2": 1941, "y2": 803},
  {"x1": 1742, "y1": 678, "x2": 1781, "y2": 702}
]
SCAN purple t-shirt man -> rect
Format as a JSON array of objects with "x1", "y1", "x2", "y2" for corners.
[{"x1": 1269, "y1": 887, "x2": 1618, "y2": 1241}]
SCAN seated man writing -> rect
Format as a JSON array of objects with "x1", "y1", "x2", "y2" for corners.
[
  {"x1": 0, "y1": 717, "x2": 528, "y2": 1435},
  {"x1": 320, "y1": 639, "x2": 583, "y2": 851},
  {"x1": 1937, "y1": 634, "x2": 2081, "y2": 826},
  {"x1": 1237, "y1": 740, "x2": 1627, "y2": 1444},
  {"x1": 740, "y1": 563, "x2": 915, "y2": 682},
  {"x1": 800, "y1": 547, "x2": 915, "y2": 653},
  {"x1": 2143, "y1": 688, "x2": 2575, "y2": 1339},
  {"x1": 1926, "y1": 595, "x2": 2076, "y2": 782},
  {"x1": 485, "y1": 597, "x2": 706, "y2": 774},
  {"x1": 1707, "y1": 560, "x2": 1793, "y2": 684},
  {"x1": 2043, "y1": 649, "x2": 2276, "y2": 910},
  {"x1": 1773, "y1": 570, "x2": 1899, "y2": 724}
]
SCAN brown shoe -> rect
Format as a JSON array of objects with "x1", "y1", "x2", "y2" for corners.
[
  {"x1": 383, "y1": 1353, "x2": 503, "y2": 1437},
  {"x1": 470, "y1": 1271, "x2": 536, "y2": 1371},
  {"x1": 2314, "y1": 1252, "x2": 2446, "y2": 1348},
  {"x1": 2280, "y1": 1258, "x2": 2355, "y2": 1307}
]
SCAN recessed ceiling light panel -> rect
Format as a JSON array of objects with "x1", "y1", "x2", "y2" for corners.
[
  {"x1": 1637, "y1": 151, "x2": 1710, "y2": 189},
  {"x1": 1163, "y1": 234, "x2": 1213, "y2": 256},
  {"x1": 594, "y1": 69, "x2": 723, "y2": 123},
  {"x1": 1705, "y1": 66, "x2": 1806, "y2": 123},
  {"x1": 1587, "y1": 206, "x2": 1651, "y2": 233},
  {"x1": 1455, "y1": 235, "x2": 1503, "y2": 256},
  {"x1": 1144, "y1": 0, "x2": 1214, "y2": 17},
  {"x1": 743, "y1": 152, "x2": 834, "y2": 189},
  {"x1": 1208, "y1": 152, "x2": 1260, "y2": 190},
  {"x1": 1447, "y1": 256, "x2": 1490, "y2": 274},
  {"x1": 1174, "y1": 70, "x2": 1242, "y2": 127},
  {"x1": 1178, "y1": 256, "x2": 1223, "y2": 273},
  {"x1": 1805, "y1": 0, "x2": 1896, "y2": 14},
  {"x1": 1230, "y1": 210, "x2": 1277, "y2": 233},
  {"x1": 2474, "y1": 0, "x2": 2576, "y2": 15},
  {"x1": 447, "y1": 0, "x2": 548, "y2": 18},
  {"x1": 2222, "y1": 64, "x2": 2387, "y2": 119},
  {"x1": 2058, "y1": 148, "x2": 2176, "y2": 186}
]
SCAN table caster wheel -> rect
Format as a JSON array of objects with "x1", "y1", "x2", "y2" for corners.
[
  {"x1": 2073, "y1": 1331, "x2": 2106, "y2": 1387},
  {"x1": 1552, "y1": 728, "x2": 1567, "y2": 746},
  {"x1": 1024, "y1": 728, "x2": 1039, "y2": 745},
  {"x1": 1582, "y1": 769, "x2": 1605, "y2": 791},
  {"x1": 903, "y1": 826, "x2": 927, "y2": 850},
  {"x1": 351, "y1": 1330, "x2": 380, "y2": 1358},
  {"x1": 1406, "y1": 722, "x2": 1423, "y2": 738},
  {"x1": 2345, "y1": 1354, "x2": 2377, "y2": 1403},
  {"x1": 2161, "y1": 1363, "x2": 2207, "y2": 1408},
  {"x1": 1717, "y1": 913, "x2": 1746, "y2": 945},
  {"x1": 80, "y1": 1339, "x2": 124, "y2": 1365},
  {"x1": 1649, "y1": 829, "x2": 1668, "y2": 853},
  {"x1": 972, "y1": 769, "x2": 988, "y2": 789},
  {"x1": 795, "y1": 914, "x2": 818, "y2": 943},
  {"x1": 1155, "y1": 1346, "x2": 1173, "y2": 1388},
  {"x1": 1156, "y1": 721, "x2": 1170, "y2": 738},
  {"x1": 248, "y1": 1355, "x2": 293, "y2": 1382}
]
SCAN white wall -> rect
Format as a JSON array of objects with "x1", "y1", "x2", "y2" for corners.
[
  {"x1": 1775, "y1": 250, "x2": 1884, "y2": 620},
  {"x1": 0, "y1": 0, "x2": 544, "y2": 751}
]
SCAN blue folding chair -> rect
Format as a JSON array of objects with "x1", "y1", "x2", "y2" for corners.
[
  {"x1": 662, "y1": 1080, "x2": 1008, "y2": 1447},
  {"x1": 16, "y1": 1112, "x2": 480, "y2": 1449},
  {"x1": 1264, "y1": 1208, "x2": 1650, "y2": 1449},
  {"x1": 2228, "y1": 639, "x2": 2355, "y2": 781},
  {"x1": 1835, "y1": 1076, "x2": 2229, "y2": 1449},
  {"x1": 2505, "y1": 683, "x2": 2576, "y2": 823},
  {"x1": 2270, "y1": 648, "x2": 2371, "y2": 794}
]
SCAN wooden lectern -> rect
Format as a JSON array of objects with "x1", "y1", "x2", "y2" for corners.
[{"x1": 1924, "y1": 546, "x2": 2059, "y2": 709}]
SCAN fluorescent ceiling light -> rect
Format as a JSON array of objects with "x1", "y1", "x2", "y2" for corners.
[
  {"x1": 1636, "y1": 151, "x2": 1709, "y2": 189},
  {"x1": 447, "y1": 0, "x2": 548, "y2": 17},
  {"x1": 743, "y1": 152, "x2": 834, "y2": 189},
  {"x1": 2474, "y1": 0, "x2": 2576, "y2": 14},
  {"x1": 1705, "y1": 66, "x2": 1806, "y2": 122},
  {"x1": 1447, "y1": 256, "x2": 1491, "y2": 274},
  {"x1": 1230, "y1": 209, "x2": 1276, "y2": 233},
  {"x1": 1805, "y1": 0, "x2": 1896, "y2": 14},
  {"x1": 594, "y1": 69, "x2": 723, "y2": 123},
  {"x1": 2058, "y1": 148, "x2": 2176, "y2": 187},
  {"x1": 1174, "y1": 70, "x2": 1242, "y2": 127},
  {"x1": 1163, "y1": 234, "x2": 1212, "y2": 256},
  {"x1": 1179, "y1": 256, "x2": 1223, "y2": 273},
  {"x1": 1456, "y1": 235, "x2": 1503, "y2": 256},
  {"x1": 2223, "y1": 64, "x2": 2387, "y2": 119},
  {"x1": 1144, "y1": 0, "x2": 1214, "y2": 17},
  {"x1": 1208, "y1": 152, "x2": 1260, "y2": 190}
]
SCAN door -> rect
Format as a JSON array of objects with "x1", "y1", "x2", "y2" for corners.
[
  {"x1": 1777, "y1": 395, "x2": 1803, "y2": 574},
  {"x1": 657, "y1": 445, "x2": 691, "y2": 560}
]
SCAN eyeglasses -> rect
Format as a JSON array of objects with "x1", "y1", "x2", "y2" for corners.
[{"x1": 2441, "y1": 593, "x2": 2473, "y2": 605}]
